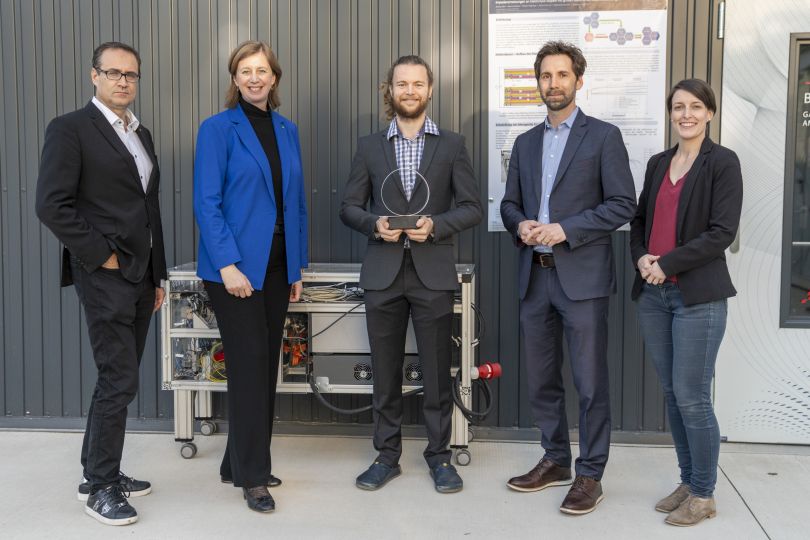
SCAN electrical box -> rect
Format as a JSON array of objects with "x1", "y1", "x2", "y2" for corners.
[
  {"x1": 161, "y1": 262, "x2": 476, "y2": 462},
  {"x1": 310, "y1": 313, "x2": 418, "y2": 354},
  {"x1": 311, "y1": 354, "x2": 423, "y2": 392}
]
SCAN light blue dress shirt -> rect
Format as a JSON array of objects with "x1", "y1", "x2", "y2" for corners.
[{"x1": 536, "y1": 107, "x2": 579, "y2": 253}]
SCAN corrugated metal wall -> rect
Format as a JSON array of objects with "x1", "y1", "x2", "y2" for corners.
[{"x1": 0, "y1": 0, "x2": 723, "y2": 434}]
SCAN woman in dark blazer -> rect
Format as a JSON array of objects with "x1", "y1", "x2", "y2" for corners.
[
  {"x1": 193, "y1": 40, "x2": 308, "y2": 513},
  {"x1": 630, "y1": 79, "x2": 742, "y2": 527}
]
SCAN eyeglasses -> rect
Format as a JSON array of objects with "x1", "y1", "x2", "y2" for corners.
[{"x1": 95, "y1": 68, "x2": 141, "y2": 83}]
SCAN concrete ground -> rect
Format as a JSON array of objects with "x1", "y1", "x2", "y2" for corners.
[{"x1": 0, "y1": 430, "x2": 805, "y2": 539}]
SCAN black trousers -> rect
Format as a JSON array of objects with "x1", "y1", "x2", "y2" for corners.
[
  {"x1": 204, "y1": 233, "x2": 289, "y2": 488},
  {"x1": 364, "y1": 251, "x2": 454, "y2": 469},
  {"x1": 520, "y1": 263, "x2": 611, "y2": 480},
  {"x1": 72, "y1": 256, "x2": 156, "y2": 490}
]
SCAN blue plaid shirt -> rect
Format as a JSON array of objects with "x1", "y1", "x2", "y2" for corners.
[{"x1": 386, "y1": 116, "x2": 440, "y2": 200}]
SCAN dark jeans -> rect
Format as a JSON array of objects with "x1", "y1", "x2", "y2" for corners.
[
  {"x1": 520, "y1": 264, "x2": 611, "y2": 480},
  {"x1": 72, "y1": 256, "x2": 156, "y2": 490},
  {"x1": 204, "y1": 233, "x2": 289, "y2": 488},
  {"x1": 364, "y1": 251, "x2": 454, "y2": 469},
  {"x1": 636, "y1": 282, "x2": 726, "y2": 498}
]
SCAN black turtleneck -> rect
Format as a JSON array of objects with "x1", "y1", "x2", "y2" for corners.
[{"x1": 240, "y1": 97, "x2": 284, "y2": 228}]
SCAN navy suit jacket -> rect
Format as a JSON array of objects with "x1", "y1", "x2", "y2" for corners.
[
  {"x1": 500, "y1": 109, "x2": 637, "y2": 301},
  {"x1": 193, "y1": 104, "x2": 308, "y2": 289}
]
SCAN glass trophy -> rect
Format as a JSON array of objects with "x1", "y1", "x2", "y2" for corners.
[{"x1": 380, "y1": 167, "x2": 431, "y2": 230}]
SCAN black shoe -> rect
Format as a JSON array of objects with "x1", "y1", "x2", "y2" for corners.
[
  {"x1": 243, "y1": 486, "x2": 275, "y2": 513},
  {"x1": 221, "y1": 474, "x2": 282, "y2": 487},
  {"x1": 356, "y1": 461, "x2": 402, "y2": 491},
  {"x1": 78, "y1": 472, "x2": 152, "y2": 501},
  {"x1": 85, "y1": 484, "x2": 138, "y2": 526},
  {"x1": 430, "y1": 462, "x2": 463, "y2": 493}
]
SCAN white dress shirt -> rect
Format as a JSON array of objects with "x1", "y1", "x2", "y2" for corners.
[{"x1": 92, "y1": 96, "x2": 152, "y2": 192}]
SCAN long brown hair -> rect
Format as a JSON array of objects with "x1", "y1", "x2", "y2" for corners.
[
  {"x1": 224, "y1": 41, "x2": 283, "y2": 110},
  {"x1": 379, "y1": 55, "x2": 434, "y2": 121}
]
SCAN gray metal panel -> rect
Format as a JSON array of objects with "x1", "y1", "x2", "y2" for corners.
[
  {"x1": 2, "y1": 0, "x2": 26, "y2": 417},
  {"x1": 0, "y1": 0, "x2": 11, "y2": 416},
  {"x1": 38, "y1": 0, "x2": 63, "y2": 418},
  {"x1": 0, "y1": 0, "x2": 722, "y2": 435},
  {"x1": 58, "y1": 0, "x2": 85, "y2": 415},
  {"x1": 18, "y1": 0, "x2": 41, "y2": 418}
]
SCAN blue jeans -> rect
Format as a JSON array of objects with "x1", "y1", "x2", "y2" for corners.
[{"x1": 636, "y1": 282, "x2": 726, "y2": 497}]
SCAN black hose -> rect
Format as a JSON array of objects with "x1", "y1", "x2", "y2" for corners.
[
  {"x1": 450, "y1": 369, "x2": 494, "y2": 424},
  {"x1": 309, "y1": 377, "x2": 423, "y2": 415},
  {"x1": 308, "y1": 367, "x2": 494, "y2": 422}
]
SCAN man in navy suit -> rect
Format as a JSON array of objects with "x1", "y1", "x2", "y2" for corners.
[{"x1": 500, "y1": 41, "x2": 636, "y2": 515}]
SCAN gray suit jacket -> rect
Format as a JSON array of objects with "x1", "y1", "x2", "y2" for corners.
[
  {"x1": 340, "y1": 127, "x2": 482, "y2": 291},
  {"x1": 500, "y1": 110, "x2": 637, "y2": 301}
]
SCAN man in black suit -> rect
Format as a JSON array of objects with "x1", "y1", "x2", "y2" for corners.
[
  {"x1": 36, "y1": 41, "x2": 166, "y2": 526},
  {"x1": 500, "y1": 41, "x2": 636, "y2": 514},
  {"x1": 340, "y1": 55, "x2": 482, "y2": 494}
]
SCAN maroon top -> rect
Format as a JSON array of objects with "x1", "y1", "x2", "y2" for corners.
[{"x1": 648, "y1": 169, "x2": 687, "y2": 282}]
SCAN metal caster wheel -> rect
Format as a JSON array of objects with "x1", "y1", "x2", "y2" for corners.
[
  {"x1": 180, "y1": 442, "x2": 197, "y2": 459},
  {"x1": 467, "y1": 428, "x2": 474, "y2": 442},
  {"x1": 200, "y1": 420, "x2": 217, "y2": 436},
  {"x1": 455, "y1": 449, "x2": 471, "y2": 466}
]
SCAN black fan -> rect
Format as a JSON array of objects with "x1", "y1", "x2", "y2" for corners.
[
  {"x1": 354, "y1": 363, "x2": 373, "y2": 381},
  {"x1": 405, "y1": 363, "x2": 422, "y2": 382}
]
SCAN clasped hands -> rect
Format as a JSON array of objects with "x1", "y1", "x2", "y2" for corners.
[
  {"x1": 517, "y1": 220, "x2": 566, "y2": 247},
  {"x1": 637, "y1": 254, "x2": 667, "y2": 285},
  {"x1": 220, "y1": 264, "x2": 302, "y2": 301},
  {"x1": 376, "y1": 216, "x2": 434, "y2": 243}
]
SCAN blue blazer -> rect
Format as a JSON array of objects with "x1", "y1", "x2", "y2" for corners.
[{"x1": 193, "y1": 104, "x2": 308, "y2": 289}]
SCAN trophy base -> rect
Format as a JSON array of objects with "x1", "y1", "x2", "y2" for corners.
[{"x1": 387, "y1": 215, "x2": 424, "y2": 230}]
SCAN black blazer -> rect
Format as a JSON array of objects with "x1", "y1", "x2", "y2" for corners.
[
  {"x1": 36, "y1": 101, "x2": 167, "y2": 287},
  {"x1": 629, "y1": 137, "x2": 743, "y2": 305},
  {"x1": 340, "y1": 128, "x2": 482, "y2": 291}
]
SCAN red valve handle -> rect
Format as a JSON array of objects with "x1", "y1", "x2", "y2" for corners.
[{"x1": 471, "y1": 362, "x2": 502, "y2": 380}]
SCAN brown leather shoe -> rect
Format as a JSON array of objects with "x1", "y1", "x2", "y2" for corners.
[
  {"x1": 559, "y1": 476, "x2": 604, "y2": 515},
  {"x1": 507, "y1": 458, "x2": 572, "y2": 492}
]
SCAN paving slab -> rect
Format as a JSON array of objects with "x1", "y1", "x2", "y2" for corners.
[
  {"x1": 717, "y1": 452, "x2": 810, "y2": 540},
  {"x1": 0, "y1": 431, "x2": 779, "y2": 539}
]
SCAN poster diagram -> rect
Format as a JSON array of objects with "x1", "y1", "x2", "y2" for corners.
[
  {"x1": 502, "y1": 69, "x2": 543, "y2": 107},
  {"x1": 486, "y1": 0, "x2": 668, "y2": 232},
  {"x1": 582, "y1": 12, "x2": 662, "y2": 46}
]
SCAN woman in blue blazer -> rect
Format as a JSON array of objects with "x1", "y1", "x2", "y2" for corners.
[{"x1": 193, "y1": 40, "x2": 308, "y2": 514}]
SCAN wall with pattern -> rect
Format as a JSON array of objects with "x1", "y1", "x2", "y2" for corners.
[
  {"x1": 717, "y1": 0, "x2": 810, "y2": 444},
  {"x1": 0, "y1": 0, "x2": 722, "y2": 436}
]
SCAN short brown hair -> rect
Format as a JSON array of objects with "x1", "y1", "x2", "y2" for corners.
[
  {"x1": 666, "y1": 78, "x2": 717, "y2": 114},
  {"x1": 224, "y1": 41, "x2": 283, "y2": 110},
  {"x1": 533, "y1": 41, "x2": 587, "y2": 82},
  {"x1": 380, "y1": 55, "x2": 434, "y2": 120}
]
